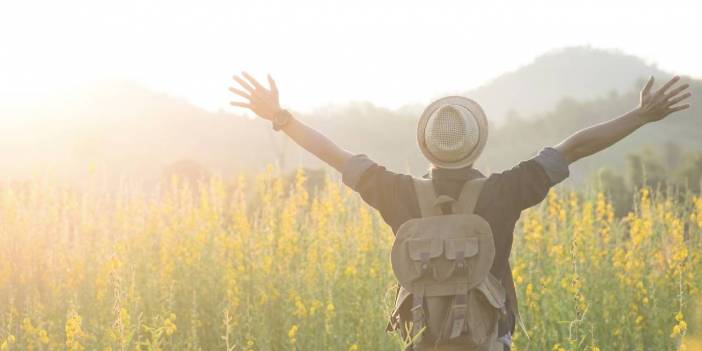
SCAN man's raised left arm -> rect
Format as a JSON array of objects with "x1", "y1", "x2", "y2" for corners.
[{"x1": 554, "y1": 76, "x2": 692, "y2": 164}]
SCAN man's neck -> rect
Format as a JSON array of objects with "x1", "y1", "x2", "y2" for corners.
[{"x1": 427, "y1": 166, "x2": 484, "y2": 180}]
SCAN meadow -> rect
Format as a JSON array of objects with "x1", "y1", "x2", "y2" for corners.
[{"x1": 0, "y1": 168, "x2": 701, "y2": 350}]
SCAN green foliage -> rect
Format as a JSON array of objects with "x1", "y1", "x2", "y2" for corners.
[
  {"x1": 591, "y1": 144, "x2": 702, "y2": 216},
  {"x1": 592, "y1": 168, "x2": 631, "y2": 217},
  {"x1": 677, "y1": 153, "x2": 702, "y2": 194},
  {"x1": 2, "y1": 48, "x2": 699, "y2": 184},
  {"x1": 1, "y1": 172, "x2": 702, "y2": 350}
]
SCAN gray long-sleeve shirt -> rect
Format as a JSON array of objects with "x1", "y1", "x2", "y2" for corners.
[{"x1": 341, "y1": 147, "x2": 569, "y2": 338}]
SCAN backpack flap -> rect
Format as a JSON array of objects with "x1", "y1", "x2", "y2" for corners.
[
  {"x1": 438, "y1": 237, "x2": 479, "y2": 282},
  {"x1": 392, "y1": 215, "x2": 495, "y2": 297},
  {"x1": 408, "y1": 238, "x2": 443, "y2": 261},
  {"x1": 444, "y1": 237, "x2": 479, "y2": 260},
  {"x1": 407, "y1": 237, "x2": 443, "y2": 281}
]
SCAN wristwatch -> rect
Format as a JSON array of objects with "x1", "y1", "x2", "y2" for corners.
[{"x1": 272, "y1": 109, "x2": 292, "y2": 131}]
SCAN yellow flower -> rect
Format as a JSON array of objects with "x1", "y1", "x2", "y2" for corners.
[
  {"x1": 65, "y1": 311, "x2": 86, "y2": 351},
  {"x1": 672, "y1": 324, "x2": 682, "y2": 338},
  {"x1": 1, "y1": 335, "x2": 16, "y2": 351},
  {"x1": 164, "y1": 314, "x2": 177, "y2": 336},
  {"x1": 293, "y1": 296, "x2": 307, "y2": 318},
  {"x1": 288, "y1": 324, "x2": 298, "y2": 345},
  {"x1": 676, "y1": 311, "x2": 684, "y2": 322}
]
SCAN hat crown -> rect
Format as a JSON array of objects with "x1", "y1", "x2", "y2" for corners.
[
  {"x1": 416, "y1": 96, "x2": 488, "y2": 169},
  {"x1": 424, "y1": 105, "x2": 480, "y2": 163}
]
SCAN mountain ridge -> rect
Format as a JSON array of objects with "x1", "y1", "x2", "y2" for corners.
[
  {"x1": 461, "y1": 46, "x2": 667, "y2": 124},
  {"x1": 0, "y1": 47, "x2": 698, "y2": 183}
]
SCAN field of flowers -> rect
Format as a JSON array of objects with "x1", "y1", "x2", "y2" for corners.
[{"x1": 0, "y1": 168, "x2": 701, "y2": 350}]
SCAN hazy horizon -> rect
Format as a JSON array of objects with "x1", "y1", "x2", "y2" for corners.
[
  {"x1": 2, "y1": 0, "x2": 701, "y2": 114},
  {"x1": 2, "y1": 1, "x2": 700, "y2": 184},
  {"x1": 0, "y1": 45, "x2": 665, "y2": 113}
]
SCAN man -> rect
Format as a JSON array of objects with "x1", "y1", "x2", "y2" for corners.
[{"x1": 229, "y1": 73, "x2": 691, "y2": 350}]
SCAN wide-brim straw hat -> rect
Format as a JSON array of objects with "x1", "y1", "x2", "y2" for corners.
[{"x1": 417, "y1": 96, "x2": 489, "y2": 169}]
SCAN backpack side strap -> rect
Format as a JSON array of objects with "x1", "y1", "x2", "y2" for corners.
[{"x1": 413, "y1": 178, "x2": 443, "y2": 217}]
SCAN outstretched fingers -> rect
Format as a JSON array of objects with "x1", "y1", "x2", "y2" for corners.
[
  {"x1": 664, "y1": 82, "x2": 692, "y2": 116},
  {"x1": 229, "y1": 81, "x2": 253, "y2": 110},
  {"x1": 242, "y1": 71, "x2": 265, "y2": 91},
  {"x1": 667, "y1": 104, "x2": 691, "y2": 114},
  {"x1": 666, "y1": 92, "x2": 692, "y2": 107},
  {"x1": 664, "y1": 83, "x2": 690, "y2": 101},
  {"x1": 268, "y1": 74, "x2": 278, "y2": 97},
  {"x1": 233, "y1": 75, "x2": 254, "y2": 93},
  {"x1": 229, "y1": 86, "x2": 250, "y2": 100},
  {"x1": 642, "y1": 76, "x2": 655, "y2": 96},
  {"x1": 230, "y1": 101, "x2": 251, "y2": 108},
  {"x1": 653, "y1": 76, "x2": 680, "y2": 99}
]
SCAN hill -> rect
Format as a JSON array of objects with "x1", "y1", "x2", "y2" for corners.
[
  {"x1": 0, "y1": 47, "x2": 698, "y2": 184},
  {"x1": 461, "y1": 46, "x2": 667, "y2": 125}
]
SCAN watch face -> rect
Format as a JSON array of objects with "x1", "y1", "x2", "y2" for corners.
[
  {"x1": 272, "y1": 110, "x2": 290, "y2": 130},
  {"x1": 276, "y1": 110, "x2": 289, "y2": 123}
]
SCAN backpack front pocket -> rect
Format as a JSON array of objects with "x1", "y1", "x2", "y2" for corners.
[
  {"x1": 407, "y1": 238, "x2": 443, "y2": 281},
  {"x1": 438, "y1": 237, "x2": 480, "y2": 282},
  {"x1": 463, "y1": 274, "x2": 506, "y2": 346},
  {"x1": 444, "y1": 237, "x2": 479, "y2": 259},
  {"x1": 463, "y1": 288, "x2": 500, "y2": 347}
]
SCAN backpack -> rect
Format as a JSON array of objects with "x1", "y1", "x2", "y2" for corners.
[{"x1": 388, "y1": 177, "x2": 508, "y2": 350}]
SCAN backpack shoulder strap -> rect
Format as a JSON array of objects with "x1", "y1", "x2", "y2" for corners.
[
  {"x1": 412, "y1": 178, "x2": 443, "y2": 217},
  {"x1": 452, "y1": 178, "x2": 486, "y2": 214}
]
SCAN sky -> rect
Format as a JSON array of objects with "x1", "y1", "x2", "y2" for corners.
[{"x1": 1, "y1": 0, "x2": 701, "y2": 113}]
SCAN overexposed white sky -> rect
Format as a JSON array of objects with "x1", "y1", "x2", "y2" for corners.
[{"x1": 1, "y1": 0, "x2": 700, "y2": 112}]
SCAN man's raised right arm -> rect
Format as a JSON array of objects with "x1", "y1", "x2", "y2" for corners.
[{"x1": 228, "y1": 72, "x2": 352, "y2": 172}]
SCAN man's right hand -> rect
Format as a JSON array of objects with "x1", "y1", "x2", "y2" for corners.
[
  {"x1": 227, "y1": 71, "x2": 353, "y2": 171},
  {"x1": 229, "y1": 72, "x2": 281, "y2": 120}
]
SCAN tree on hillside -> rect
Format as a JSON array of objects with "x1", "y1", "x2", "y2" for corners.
[{"x1": 676, "y1": 152, "x2": 702, "y2": 193}]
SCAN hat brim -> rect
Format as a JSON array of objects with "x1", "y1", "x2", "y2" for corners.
[{"x1": 417, "y1": 96, "x2": 489, "y2": 169}]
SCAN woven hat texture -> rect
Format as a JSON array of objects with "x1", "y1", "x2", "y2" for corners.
[{"x1": 417, "y1": 96, "x2": 488, "y2": 169}]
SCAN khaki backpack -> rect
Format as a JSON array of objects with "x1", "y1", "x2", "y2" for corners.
[{"x1": 388, "y1": 177, "x2": 508, "y2": 350}]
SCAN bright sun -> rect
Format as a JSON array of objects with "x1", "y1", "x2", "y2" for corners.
[{"x1": 1, "y1": 0, "x2": 701, "y2": 112}]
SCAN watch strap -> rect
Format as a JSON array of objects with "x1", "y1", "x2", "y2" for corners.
[{"x1": 272, "y1": 109, "x2": 292, "y2": 131}]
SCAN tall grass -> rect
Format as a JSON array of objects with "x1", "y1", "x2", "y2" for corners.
[{"x1": 0, "y1": 168, "x2": 700, "y2": 350}]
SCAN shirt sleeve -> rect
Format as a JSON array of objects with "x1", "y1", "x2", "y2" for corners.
[
  {"x1": 533, "y1": 147, "x2": 570, "y2": 185},
  {"x1": 484, "y1": 147, "x2": 570, "y2": 214},
  {"x1": 341, "y1": 154, "x2": 414, "y2": 230}
]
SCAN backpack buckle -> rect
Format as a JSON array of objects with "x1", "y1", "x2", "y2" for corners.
[
  {"x1": 455, "y1": 250, "x2": 466, "y2": 273},
  {"x1": 448, "y1": 295, "x2": 468, "y2": 339},
  {"x1": 419, "y1": 252, "x2": 430, "y2": 275}
]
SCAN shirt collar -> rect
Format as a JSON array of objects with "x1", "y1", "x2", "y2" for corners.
[{"x1": 423, "y1": 166, "x2": 485, "y2": 181}]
